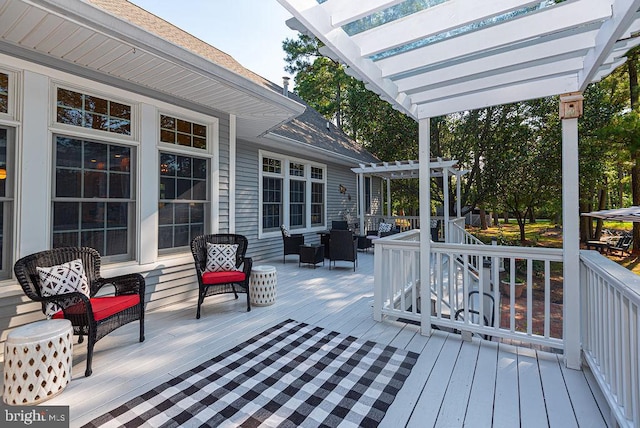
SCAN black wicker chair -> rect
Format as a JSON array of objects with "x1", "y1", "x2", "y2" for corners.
[
  {"x1": 280, "y1": 225, "x2": 304, "y2": 263},
  {"x1": 190, "y1": 234, "x2": 252, "y2": 318},
  {"x1": 329, "y1": 229, "x2": 358, "y2": 271},
  {"x1": 13, "y1": 247, "x2": 145, "y2": 377}
]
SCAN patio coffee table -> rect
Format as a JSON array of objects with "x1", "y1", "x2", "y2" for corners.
[{"x1": 299, "y1": 244, "x2": 324, "y2": 268}]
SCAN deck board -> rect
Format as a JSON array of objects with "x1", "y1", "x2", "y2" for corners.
[{"x1": 1, "y1": 251, "x2": 610, "y2": 427}]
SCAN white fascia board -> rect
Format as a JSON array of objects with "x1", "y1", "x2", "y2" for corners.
[
  {"x1": 324, "y1": 0, "x2": 406, "y2": 28},
  {"x1": 592, "y1": 57, "x2": 628, "y2": 82},
  {"x1": 35, "y1": 0, "x2": 305, "y2": 117},
  {"x1": 395, "y1": 29, "x2": 597, "y2": 93},
  {"x1": 410, "y1": 57, "x2": 585, "y2": 104},
  {"x1": 355, "y1": 0, "x2": 544, "y2": 57},
  {"x1": 580, "y1": 0, "x2": 640, "y2": 89},
  {"x1": 416, "y1": 75, "x2": 579, "y2": 119},
  {"x1": 376, "y1": 0, "x2": 612, "y2": 78}
]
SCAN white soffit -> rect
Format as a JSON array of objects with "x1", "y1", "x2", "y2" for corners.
[
  {"x1": 0, "y1": 0, "x2": 304, "y2": 138},
  {"x1": 278, "y1": 0, "x2": 640, "y2": 119}
]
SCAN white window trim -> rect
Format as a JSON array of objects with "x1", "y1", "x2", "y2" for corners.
[
  {"x1": 258, "y1": 150, "x2": 327, "y2": 239},
  {"x1": 156, "y1": 111, "x2": 219, "y2": 253}
]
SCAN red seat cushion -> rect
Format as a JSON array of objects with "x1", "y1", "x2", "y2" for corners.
[
  {"x1": 52, "y1": 294, "x2": 140, "y2": 321},
  {"x1": 202, "y1": 271, "x2": 246, "y2": 285}
]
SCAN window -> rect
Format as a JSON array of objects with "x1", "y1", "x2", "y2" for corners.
[
  {"x1": 158, "y1": 153, "x2": 208, "y2": 250},
  {"x1": 260, "y1": 152, "x2": 326, "y2": 235},
  {"x1": 52, "y1": 136, "x2": 134, "y2": 260},
  {"x1": 160, "y1": 115, "x2": 207, "y2": 150},
  {"x1": 0, "y1": 127, "x2": 13, "y2": 278},
  {"x1": 56, "y1": 88, "x2": 131, "y2": 135},
  {"x1": 0, "y1": 73, "x2": 8, "y2": 114},
  {"x1": 365, "y1": 176, "x2": 372, "y2": 214}
]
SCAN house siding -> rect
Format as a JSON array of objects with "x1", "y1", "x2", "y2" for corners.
[
  {"x1": 0, "y1": 55, "x2": 231, "y2": 355},
  {"x1": 235, "y1": 140, "x2": 360, "y2": 263}
]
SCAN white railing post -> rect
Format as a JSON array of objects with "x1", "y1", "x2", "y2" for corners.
[
  {"x1": 419, "y1": 118, "x2": 432, "y2": 336},
  {"x1": 373, "y1": 242, "x2": 383, "y2": 321}
]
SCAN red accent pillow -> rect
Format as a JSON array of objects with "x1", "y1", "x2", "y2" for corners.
[
  {"x1": 52, "y1": 294, "x2": 140, "y2": 321},
  {"x1": 202, "y1": 271, "x2": 245, "y2": 285}
]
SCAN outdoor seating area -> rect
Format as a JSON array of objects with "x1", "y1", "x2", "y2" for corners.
[{"x1": 19, "y1": 251, "x2": 609, "y2": 427}]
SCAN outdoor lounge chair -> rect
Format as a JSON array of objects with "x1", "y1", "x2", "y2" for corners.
[
  {"x1": 190, "y1": 234, "x2": 252, "y2": 318},
  {"x1": 329, "y1": 229, "x2": 358, "y2": 271},
  {"x1": 280, "y1": 225, "x2": 304, "y2": 263},
  {"x1": 13, "y1": 247, "x2": 146, "y2": 377},
  {"x1": 608, "y1": 234, "x2": 633, "y2": 256}
]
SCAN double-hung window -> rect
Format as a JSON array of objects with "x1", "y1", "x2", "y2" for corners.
[
  {"x1": 260, "y1": 152, "x2": 326, "y2": 236},
  {"x1": 0, "y1": 70, "x2": 14, "y2": 279},
  {"x1": 158, "y1": 114, "x2": 210, "y2": 251},
  {"x1": 53, "y1": 87, "x2": 135, "y2": 261}
]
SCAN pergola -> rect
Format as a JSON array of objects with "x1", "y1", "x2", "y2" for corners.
[
  {"x1": 351, "y1": 159, "x2": 467, "y2": 240},
  {"x1": 277, "y1": 0, "x2": 640, "y2": 369}
]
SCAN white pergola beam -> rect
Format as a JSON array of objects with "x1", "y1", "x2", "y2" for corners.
[
  {"x1": 354, "y1": 0, "x2": 544, "y2": 57},
  {"x1": 579, "y1": 0, "x2": 640, "y2": 91},
  {"x1": 417, "y1": 75, "x2": 578, "y2": 119},
  {"x1": 376, "y1": 0, "x2": 611, "y2": 78},
  {"x1": 395, "y1": 29, "x2": 598, "y2": 93},
  {"x1": 410, "y1": 57, "x2": 585, "y2": 104}
]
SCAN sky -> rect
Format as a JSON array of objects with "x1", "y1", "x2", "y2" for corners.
[{"x1": 129, "y1": 0, "x2": 300, "y2": 86}]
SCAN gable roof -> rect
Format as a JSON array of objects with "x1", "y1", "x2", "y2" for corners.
[{"x1": 266, "y1": 88, "x2": 380, "y2": 165}]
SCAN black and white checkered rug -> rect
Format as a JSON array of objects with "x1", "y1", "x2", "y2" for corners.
[{"x1": 84, "y1": 319, "x2": 419, "y2": 427}]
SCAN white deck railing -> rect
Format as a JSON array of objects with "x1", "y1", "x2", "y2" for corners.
[
  {"x1": 580, "y1": 251, "x2": 639, "y2": 428},
  {"x1": 373, "y1": 230, "x2": 564, "y2": 349},
  {"x1": 373, "y1": 231, "x2": 640, "y2": 428}
]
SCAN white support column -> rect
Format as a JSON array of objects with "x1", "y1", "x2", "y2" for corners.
[
  {"x1": 358, "y1": 172, "x2": 365, "y2": 232},
  {"x1": 229, "y1": 114, "x2": 236, "y2": 233},
  {"x1": 419, "y1": 118, "x2": 432, "y2": 336},
  {"x1": 443, "y1": 167, "x2": 449, "y2": 242},
  {"x1": 456, "y1": 172, "x2": 462, "y2": 220},
  {"x1": 386, "y1": 178, "x2": 391, "y2": 217},
  {"x1": 139, "y1": 103, "x2": 159, "y2": 264},
  {"x1": 560, "y1": 93, "x2": 582, "y2": 370}
]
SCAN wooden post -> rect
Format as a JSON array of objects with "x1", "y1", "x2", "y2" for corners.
[{"x1": 560, "y1": 92, "x2": 583, "y2": 370}]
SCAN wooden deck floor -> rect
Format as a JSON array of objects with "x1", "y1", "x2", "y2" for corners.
[{"x1": 12, "y1": 252, "x2": 609, "y2": 427}]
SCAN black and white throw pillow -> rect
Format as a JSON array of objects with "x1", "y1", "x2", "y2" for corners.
[
  {"x1": 378, "y1": 222, "x2": 392, "y2": 237},
  {"x1": 280, "y1": 224, "x2": 291, "y2": 238},
  {"x1": 37, "y1": 259, "x2": 91, "y2": 317},
  {"x1": 206, "y1": 243, "x2": 240, "y2": 272}
]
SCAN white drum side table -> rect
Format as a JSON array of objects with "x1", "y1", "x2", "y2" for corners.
[
  {"x1": 249, "y1": 265, "x2": 277, "y2": 306},
  {"x1": 3, "y1": 319, "x2": 73, "y2": 405}
]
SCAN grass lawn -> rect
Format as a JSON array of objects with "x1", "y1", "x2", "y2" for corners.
[{"x1": 467, "y1": 219, "x2": 640, "y2": 275}]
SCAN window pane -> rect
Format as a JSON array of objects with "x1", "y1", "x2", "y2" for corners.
[
  {"x1": 192, "y1": 180, "x2": 206, "y2": 200},
  {"x1": 84, "y1": 171, "x2": 108, "y2": 198},
  {"x1": 56, "y1": 170, "x2": 81, "y2": 198},
  {"x1": 192, "y1": 158, "x2": 207, "y2": 179},
  {"x1": 160, "y1": 153, "x2": 176, "y2": 176},
  {"x1": 84, "y1": 142, "x2": 107, "y2": 169},
  {"x1": 158, "y1": 203, "x2": 173, "y2": 225},
  {"x1": 53, "y1": 231, "x2": 79, "y2": 248},
  {"x1": 56, "y1": 138, "x2": 82, "y2": 168},
  {"x1": 107, "y1": 202, "x2": 128, "y2": 228},
  {"x1": 174, "y1": 225, "x2": 190, "y2": 247},
  {"x1": 81, "y1": 230, "x2": 104, "y2": 254},
  {"x1": 160, "y1": 177, "x2": 176, "y2": 199},
  {"x1": 177, "y1": 156, "x2": 191, "y2": 177},
  {"x1": 158, "y1": 226, "x2": 173, "y2": 249},
  {"x1": 82, "y1": 202, "x2": 104, "y2": 229},
  {"x1": 175, "y1": 203, "x2": 189, "y2": 224},
  {"x1": 106, "y1": 229, "x2": 127, "y2": 256},
  {"x1": 53, "y1": 202, "x2": 79, "y2": 231},
  {"x1": 109, "y1": 173, "x2": 129, "y2": 198},
  {"x1": 176, "y1": 179, "x2": 192, "y2": 199},
  {"x1": 191, "y1": 203, "x2": 204, "y2": 223}
]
